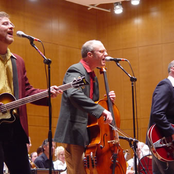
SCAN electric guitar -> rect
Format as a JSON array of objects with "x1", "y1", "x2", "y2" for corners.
[
  {"x1": 0, "y1": 76, "x2": 88, "y2": 124},
  {"x1": 147, "y1": 124, "x2": 174, "y2": 162}
]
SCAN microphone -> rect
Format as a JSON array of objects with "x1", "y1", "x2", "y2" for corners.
[
  {"x1": 16, "y1": 31, "x2": 41, "y2": 42},
  {"x1": 119, "y1": 136, "x2": 139, "y2": 143},
  {"x1": 105, "y1": 56, "x2": 127, "y2": 62}
]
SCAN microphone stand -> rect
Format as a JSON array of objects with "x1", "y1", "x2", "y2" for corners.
[
  {"x1": 30, "y1": 40, "x2": 53, "y2": 174},
  {"x1": 128, "y1": 141, "x2": 147, "y2": 174},
  {"x1": 115, "y1": 61, "x2": 138, "y2": 174}
]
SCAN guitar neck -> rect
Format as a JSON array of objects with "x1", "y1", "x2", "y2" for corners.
[{"x1": 5, "y1": 82, "x2": 73, "y2": 111}]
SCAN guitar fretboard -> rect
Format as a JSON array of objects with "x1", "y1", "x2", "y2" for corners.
[{"x1": 4, "y1": 82, "x2": 73, "y2": 111}]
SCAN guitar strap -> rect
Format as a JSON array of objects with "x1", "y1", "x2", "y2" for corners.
[{"x1": 11, "y1": 57, "x2": 19, "y2": 100}]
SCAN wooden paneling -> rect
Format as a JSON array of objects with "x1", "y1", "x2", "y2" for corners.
[
  {"x1": 96, "y1": 0, "x2": 174, "y2": 150},
  {"x1": 1, "y1": 0, "x2": 174, "y2": 155}
]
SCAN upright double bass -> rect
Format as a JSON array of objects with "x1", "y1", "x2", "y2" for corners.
[{"x1": 84, "y1": 67, "x2": 127, "y2": 174}]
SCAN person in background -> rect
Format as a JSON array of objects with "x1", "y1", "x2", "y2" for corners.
[
  {"x1": 147, "y1": 60, "x2": 174, "y2": 174},
  {"x1": 0, "y1": 11, "x2": 62, "y2": 174},
  {"x1": 34, "y1": 139, "x2": 56, "y2": 169},
  {"x1": 54, "y1": 40, "x2": 115, "y2": 174},
  {"x1": 31, "y1": 152, "x2": 38, "y2": 163},
  {"x1": 126, "y1": 142, "x2": 151, "y2": 174},
  {"x1": 53, "y1": 146, "x2": 67, "y2": 174},
  {"x1": 37, "y1": 145, "x2": 44, "y2": 156},
  {"x1": 29, "y1": 151, "x2": 38, "y2": 169}
]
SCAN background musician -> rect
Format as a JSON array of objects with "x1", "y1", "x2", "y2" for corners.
[
  {"x1": 147, "y1": 60, "x2": 174, "y2": 173},
  {"x1": 54, "y1": 40, "x2": 115, "y2": 174},
  {"x1": 0, "y1": 11, "x2": 62, "y2": 174}
]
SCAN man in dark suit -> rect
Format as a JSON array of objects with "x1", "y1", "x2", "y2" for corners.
[
  {"x1": 54, "y1": 40, "x2": 115, "y2": 174},
  {"x1": 0, "y1": 11, "x2": 62, "y2": 174},
  {"x1": 147, "y1": 60, "x2": 174, "y2": 174}
]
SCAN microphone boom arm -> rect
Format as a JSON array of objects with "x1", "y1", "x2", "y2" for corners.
[
  {"x1": 30, "y1": 42, "x2": 51, "y2": 65},
  {"x1": 116, "y1": 62, "x2": 137, "y2": 82}
]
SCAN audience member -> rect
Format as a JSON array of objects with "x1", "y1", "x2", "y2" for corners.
[
  {"x1": 34, "y1": 139, "x2": 55, "y2": 169},
  {"x1": 126, "y1": 142, "x2": 151, "y2": 174},
  {"x1": 37, "y1": 145, "x2": 43, "y2": 156},
  {"x1": 31, "y1": 152, "x2": 38, "y2": 163},
  {"x1": 53, "y1": 146, "x2": 67, "y2": 174}
]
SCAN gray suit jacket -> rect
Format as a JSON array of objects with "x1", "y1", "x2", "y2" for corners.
[{"x1": 54, "y1": 62, "x2": 104, "y2": 147}]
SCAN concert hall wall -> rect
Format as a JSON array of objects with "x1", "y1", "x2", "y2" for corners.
[{"x1": 0, "y1": 0, "x2": 173, "y2": 155}]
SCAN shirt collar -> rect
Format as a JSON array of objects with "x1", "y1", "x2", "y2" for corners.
[
  {"x1": 168, "y1": 76, "x2": 174, "y2": 87},
  {"x1": 80, "y1": 59, "x2": 92, "y2": 73},
  {"x1": 11, "y1": 53, "x2": 17, "y2": 59},
  {"x1": 0, "y1": 48, "x2": 16, "y2": 61}
]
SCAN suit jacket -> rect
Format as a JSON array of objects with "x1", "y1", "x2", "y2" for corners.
[
  {"x1": 0, "y1": 54, "x2": 49, "y2": 143},
  {"x1": 54, "y1": 62, "x2": 104, "y2": 147},
  {"x1": 147, "y1": 78, "x2": 174, "y2": 138}
]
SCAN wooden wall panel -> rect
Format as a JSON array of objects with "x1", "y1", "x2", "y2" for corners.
[
  {"x1": 0, "y1": 0, "x2": 98, "y2": 153},
  {"x1": 161, "y1": 1, "x2": 174, "y2": 43},
  {"x1": 96, "y1": 0, "x2": 174, "y2": 149},
  {"x1": 24, "y1": 0, "x2": 53, "y2": 43},
  {"x1": 1, "y1": 0, "x2": 174, "y2": 156}
]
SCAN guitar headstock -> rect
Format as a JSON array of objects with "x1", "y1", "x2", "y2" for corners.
[{"x1": 72, "y1": 76, "x2": 89, "y2": 88}]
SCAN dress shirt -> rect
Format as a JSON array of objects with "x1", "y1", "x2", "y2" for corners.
[
  {"x1": 80, "y1": 59, "x2": 96, "y2": 99},
  {"x1": 168, "y1": 75, "x2": 174, "y2": 87},
  {"x1": 34, "y1": 153, "x2": 53, "y2": 169}
]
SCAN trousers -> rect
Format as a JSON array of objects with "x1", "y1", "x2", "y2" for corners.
[
  {"x1": 152, "y1": 154, "x2": 174, "y2": 174},
  {"x1": 0, "y1": 141, "x2": 31, "y2": 174},
  {"x1": 62, "y1": 144, "x2": 86, "y2": 174}
]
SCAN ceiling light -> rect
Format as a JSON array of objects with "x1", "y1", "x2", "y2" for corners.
[
  {"x1": 114, "y1": 2, "x2": 123, "y2": 14},
  {"x1": 131, "y1": 0, "x2": 140, "y2": 5}
]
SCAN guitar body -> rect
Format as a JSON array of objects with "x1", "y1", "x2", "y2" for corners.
[
  {"x1": 147, "y1": 124, "x2": 174, "y2": 162},
  {"x1": 0, "y1": 93, "x2": 17, "y2": 124}
]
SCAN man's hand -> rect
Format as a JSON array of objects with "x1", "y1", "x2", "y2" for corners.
[
  {"x1": 101, "y1": 109, "x2": 113, "y2": 124},
  {"x1": 104, "y1": 91, "x2": 116, "y2": 103},
  {"x1": 50, "y1": 85, "x2": 63, "y2": 98},
  {"x1": 109, "y1": 91, "x2": 116, "y2": 103}
]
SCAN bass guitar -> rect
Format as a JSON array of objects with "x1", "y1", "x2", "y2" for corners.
[
  {"x1": 0, "y1": 76, "x2": 88, "y2": 124},
  {"x1": 147, "y1": 124, "x2": 174, "y2": 162}
]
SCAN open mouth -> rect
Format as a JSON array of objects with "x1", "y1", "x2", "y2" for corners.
[{"x1": 7, "y1": 31, "x2": 13, "y2": 37}]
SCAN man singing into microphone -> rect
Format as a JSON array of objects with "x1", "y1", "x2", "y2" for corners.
[
  {"x1": 54, "y1": 40, "x2": 115, "y2": 174},
  {"x1": 0, "y1": 11, "x2": 62, "y2": 174}
]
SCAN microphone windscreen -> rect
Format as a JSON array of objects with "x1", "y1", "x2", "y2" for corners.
[
  {"x1": 16, "y1": 31, "x2": 24, "y2": 37},
  {"x1": 105, "y1": 56, "x2": 113, "y2": 61}
]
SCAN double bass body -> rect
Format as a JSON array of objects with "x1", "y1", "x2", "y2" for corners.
[{"x1": 84, "y1": 66, "x2": 127, "y2": 174}]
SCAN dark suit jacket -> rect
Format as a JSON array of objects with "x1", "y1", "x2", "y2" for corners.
[
  {"x1": 147, "y1": 78, "x2": 174, "y2": 138},
  {"x1": 0, "y1": 54, "x2": 49, "y2": 143},
  {"x1": 54, "y1": 62, "x2": 104, "y2": 147},
  {"x1": 34, "y1": 153, "x2": 52, "y2": 169}
]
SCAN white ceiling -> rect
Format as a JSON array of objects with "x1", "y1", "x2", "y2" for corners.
[{"x1": 65, "y1": 0, "x2": 129, "y2": 12}]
